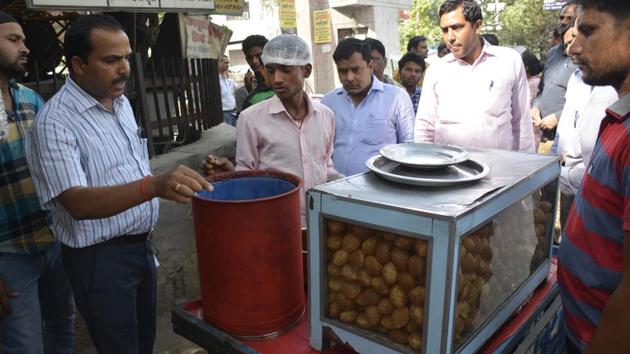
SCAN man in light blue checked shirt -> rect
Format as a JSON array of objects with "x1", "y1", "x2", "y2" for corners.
[
  {"x1": 321, "y1": 38, "x2": 415, "y2": 176},
  {"x1": 26, "y1": 15, "x2": 212, "y2": 354}
]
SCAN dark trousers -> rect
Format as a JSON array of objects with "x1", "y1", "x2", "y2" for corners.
[{"x1": 61, "y1": 238, "x2": 156, "y2": 354}]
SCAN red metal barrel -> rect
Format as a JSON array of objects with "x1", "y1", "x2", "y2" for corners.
[{"x1": 191, "y1": 169, "x2": 305, "y2": 339}]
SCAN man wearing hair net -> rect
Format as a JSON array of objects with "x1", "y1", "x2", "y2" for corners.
[
  {"x1": 205, "y1": 34, "x2": 343, "y2": 226},
  {"x1": 0, "y1": 11, "x2": 75, "y2": 353}
]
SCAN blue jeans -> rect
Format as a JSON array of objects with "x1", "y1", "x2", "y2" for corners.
[
  {"x1": 0, "y1": 243, "x2": 75, "y2": 354},
  {"x1": 223, "y1": 110, "x2": 237, "y2": 126}
]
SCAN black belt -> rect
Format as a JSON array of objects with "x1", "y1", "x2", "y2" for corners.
[{"x1": 101, "y1": 231, "x2": 152, "y2": 246}]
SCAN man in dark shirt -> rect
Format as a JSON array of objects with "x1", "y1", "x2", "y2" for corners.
[{"x1": 240, "y1": 35, "x2": 274, "y2": 112}]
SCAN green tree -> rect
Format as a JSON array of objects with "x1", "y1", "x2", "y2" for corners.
[
  {"x1": 499, "y1": 0, "x2": 557, "y2": 57},
  {"x1": 399, "y1": 0, "x2": 441, "y2": 54}
]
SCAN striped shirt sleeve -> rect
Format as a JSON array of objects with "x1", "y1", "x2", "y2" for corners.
[{"x1": 27, "y1": 113, "x2": 88, "y2": 209}]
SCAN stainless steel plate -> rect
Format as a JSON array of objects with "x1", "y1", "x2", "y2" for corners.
[
  {"x1": 365, "y1": 155, "x2": 490, "y2": 187},
  {"x1": 379, "y1": 143, "x2": 470, "y2": 168}
]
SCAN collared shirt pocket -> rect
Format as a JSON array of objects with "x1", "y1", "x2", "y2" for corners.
[{"x1": 362, "y1": 114, "x2": 386, "y2": 145}]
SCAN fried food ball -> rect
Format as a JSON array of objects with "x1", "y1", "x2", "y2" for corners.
[
  {"x1": 409, "y1": 332, "x2": 423, "y2": 350},
  {"x1": 414, "y1": 239, "x2": 428, "y2": 257},
  {"x1": 377, "y1": 298, "x2": 394, "y2": 315},
  {"x1": 405, "y1": 319, "x2": 419, "y2": 333},
  {"x1": 351, "y1": 225, "x2": 373, "y2": 239},
  {"x1": 454, "y1": 317, "x2": 465, "y2": 340},
  {"x1": 342, "y1": 233, "x2": 361, "y2": 252},
  {"x1": 397, "y1": 271, "x2": 416, "y2": 291},
  {"x1": 327, "y1": 220, "x2": 346, "y2": 234},
  {"x1": 326, "y1": 234, "x2": 343, "y2": 251},
  {"x1": 355, "y1": 313, "x2": 371, "y2": 329},
  {"x1": 336, "y1": 292, "x2": 355, "y2": 311},
  {"x1": 381, "y1": 232, "x2": 397, "y2": 241},
  {"x1": 394, "y1": 236, "x2": 414, "y2": 251},
  {"x1": 327, "y1": 264, "x2": 342, "y2": 277},
  {"x1": 365, "y1": 306, "x2": 381, "y2": 327},
  {"x1": 339, "y1": 310, "x2": 358, "y2": 323},
  {"x1": 380, "y1": 316, "x2": 395, "y2": 330},
  {"x1": 538, "y1": 201, "x2": 553, "y2": 213},
  {"x1": 462, "y1": 237, "x2": 476, "y2": 253},
  {"x1": 364, "y1": 256, "x2": 383, "y2": 276},
  {"x1": 357, "y1": 269, "x2": 372, "y2": 287},
  {"x1": 340, "y1": 281, "x2": 361, "y2": 299},
  {"x1": 389, "y1": 285, "x2": 408, "y2": 308},
  {"x1": 361, "y1": 236, "x2": 379, "y2": 256},
  {"x1": 409, "y1": 286, "x2": 426, "y2": 306},
  {"x1": 533, "y1": 208, "x2": 546, "y2": 225},
  {"x1": 375, "y1": 241, "x2": 392, "y2": 264},
  {"x1": 329, "y1": 302, "x2": 341, "y2": 317},
  {"x1": 356, "y1": 288, "x2": 381, "y2": 307},
  {"x1": 456, "y1": 301, "x2": 471, "y2": 320},
  {"x1": 370, "y1": 276, "x2": 389, "y2": 295},
  {"x1": 391, "y1": 248, "x2": 411, "y2": 271},
  {"x1": 410, "y1": 305, "x2": 424, "y2": 325},
  {"x1": 391, "y1": 307, "x2": 410, "y2": 329},
  {"x1": 389, "y1": 329, "x2": 409, "y2": 345},
  {"x1": 382, "y1": 262, "x2": 398, "y2": 285},
  {"x1": 348, "y1": 250, "x2": 365, "y2": 269},
  {"x1": 328, "y1": 277, "x2": 343, "y2": 292},
  {"x1": 332, "y1": 249, "x2": 349, "y2": 266},
  {"x1": 341, "y1": 264, "x2": 358, "y2": 281},
  {"x1": 408, "y1": 255, "x2": 422, "y2": 278},
  {"x1": 461, "y1": 253, "x2": 476, "y2": 274}
]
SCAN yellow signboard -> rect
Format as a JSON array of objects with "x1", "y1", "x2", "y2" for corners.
[
  {"x1": 313, "y1": 9, "x2": 331, "y2": 44},
  {"x1": 279, "y1": 0, "x2": 297, "y2": 32},
  {"x1": 210, "y1": 0, "x2": 244, "y2": 16}
]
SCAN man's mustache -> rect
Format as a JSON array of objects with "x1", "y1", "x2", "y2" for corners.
[{"x1": 113, "y1": 76, "x2": 129, "y2": 84}]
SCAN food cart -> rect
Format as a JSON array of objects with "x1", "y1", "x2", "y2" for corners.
[{"x1": 173, "y1": 146, "x2": 564, "y2": 354}]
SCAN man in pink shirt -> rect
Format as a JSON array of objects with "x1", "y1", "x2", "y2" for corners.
[
  {"x1": 205, "y1": 34, "x2": 342, "y2": 225},
  {"x1": 415, "y1": 0, "x2": 535, "y2": 152}
]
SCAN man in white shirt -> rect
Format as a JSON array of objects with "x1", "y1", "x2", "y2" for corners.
[
  {"x1": 415, "y1": 0, "x2": 534, "y2": 152},
  {"x1": 219, "y1": 55, "x2": 237, "y2": 126}
]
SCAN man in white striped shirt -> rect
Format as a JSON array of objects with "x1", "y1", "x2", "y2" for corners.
[{"x1": 25, "y1": 15, "x2": 211, "y2": 354}]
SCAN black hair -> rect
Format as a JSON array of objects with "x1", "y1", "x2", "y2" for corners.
[
  {"x1": 521, "y1": 50, "x2": 543, "y2": 77},
  {"x1": 242, "y1": 35, "x2": 267, "y2": 54},
  {"x1": 439, "y1": 0, "x2": 483, "y2": 23},
  {"x1": 64, "y1": 14, "x2": 124, "y2": 72},
  {"x1": 398, "y1": 53, "x2": 426, "y2": 72},
  {"x1": 333, "y1": 38, "x2": 371, "y2": 63},
  {"x1": 561, "y1": 1, "x2": 576, "y2": 11},
  {"x1": 574, "y1": 0, "x2": 630, "y2": 23},
  {"x1": 482, "y1": 33, "x2": 499, "y2": 45},
  {"x1": 437, "y1": 41, "x2": 449, "y2": 57},
  {"x1": 558, "y1": 23, "x2": 572, "y2": 37},
  {"x1": 364, "y1": 38, "x2": 386, "y2": 58},
  {"x1": 406, "y1": 36, "x2": 427, "y2": 52}
]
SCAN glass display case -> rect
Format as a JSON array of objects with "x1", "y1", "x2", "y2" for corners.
[{"x1": 307, "y1": 148, "x2": 559, "y2": 354}]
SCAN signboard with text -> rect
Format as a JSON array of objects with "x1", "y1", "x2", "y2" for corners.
[
  {"x1": 279, "y1": 0, "x2": 297, "y2": 34},
  {"x1": 543, "y1": 0, "x2": 567, "y2": 10},
  {"x1": 210, "y1": 0, "x2": 244, "y2": 16},
  {"x1": 313, "y1": 9, "x2": 331, "y2": 44},
  {"x1": 27, "y1": 0, "x2": 215, "y2": 12}
]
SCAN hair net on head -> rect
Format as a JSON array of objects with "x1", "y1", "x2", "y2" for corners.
[{"x1": 261, "y1": 34, "x2": 312, "y2": 66}]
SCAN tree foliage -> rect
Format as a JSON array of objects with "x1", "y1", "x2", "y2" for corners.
[
  {"x1": 400, "y1": 0, "x2": 557, "y2": 58},
  {"x1": 498, "y1": 0, "x2": 557, "y2": 57},
  {"x1": 399, "y1": 0, "x2": 442, "y2": 52}
]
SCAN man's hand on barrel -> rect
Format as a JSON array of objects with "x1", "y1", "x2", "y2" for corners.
[
  {"x1": 148, "y1": 165, "x2": 213, "y2": 203},
  {"x1": 203, "y1": 154, "x2": 235, "y2": 176}
]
